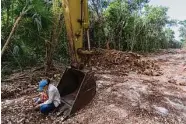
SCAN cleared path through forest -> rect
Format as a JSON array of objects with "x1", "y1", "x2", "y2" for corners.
[{"x1": 1, "y1": 49, "x2": 186, "y2": 124}]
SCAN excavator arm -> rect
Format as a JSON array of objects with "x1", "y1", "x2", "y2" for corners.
[
  {"x1": 56, "y1": 0, "x2": 96, "y2": 121},
  {"x1": 62, "y1": 0, "x2": 90, "y2": 67}
]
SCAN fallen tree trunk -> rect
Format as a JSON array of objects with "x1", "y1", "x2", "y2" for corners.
[
  {"x1": 1, "y1": 14, "x2": 23, "y2": 57},
  {"x1": 1, "y1": 5, "x2": 31, "y2": 57}
]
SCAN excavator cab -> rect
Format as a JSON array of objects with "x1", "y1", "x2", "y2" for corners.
[{"x1": 57, "y1": 67, "x2": 96, "y2": 120}]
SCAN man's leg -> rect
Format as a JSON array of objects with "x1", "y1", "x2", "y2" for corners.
[{"x1": 40, "y1": 103, "x2": 55, "y2": 114}]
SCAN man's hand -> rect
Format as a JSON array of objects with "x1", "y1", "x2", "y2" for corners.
[
  {"x1": 33, "y1": 102, "x2": 37, "y2": 107},
  {"x1": 34, "y1": 104, "x2": 40, "y2": 111}
]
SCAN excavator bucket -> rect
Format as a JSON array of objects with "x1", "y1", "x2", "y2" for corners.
[{"x1": 57, "y1": 67, "x2": 96, "y2": 120}]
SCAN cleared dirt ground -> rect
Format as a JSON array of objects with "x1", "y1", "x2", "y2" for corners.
[{"x1": 1, "y1": 49, "x2": 186, "y2": 124}]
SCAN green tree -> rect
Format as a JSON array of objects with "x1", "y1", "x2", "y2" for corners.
[
  {"x1": 179, "y1": 20, "x2": 186, "y2": 41},
  {"x1": 1, "y1": 0, "x2": 52, "y2": 73}
]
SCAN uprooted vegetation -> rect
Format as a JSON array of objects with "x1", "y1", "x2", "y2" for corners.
[{"x1": 1, "y1": 49, "x2": 186, "y2": 124}]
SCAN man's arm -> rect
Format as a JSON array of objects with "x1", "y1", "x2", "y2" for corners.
[{"x1": 40, "y1": 90, "x2": 55, "y2": 106}]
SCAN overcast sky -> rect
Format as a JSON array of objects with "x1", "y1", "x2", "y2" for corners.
[{"x1": 149, "y1": 0, "x2": 186, "y2": 40}]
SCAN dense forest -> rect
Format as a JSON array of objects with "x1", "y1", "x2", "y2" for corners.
[{"x1": 1, "y1": 0, "x2": 186, "y2": 75}]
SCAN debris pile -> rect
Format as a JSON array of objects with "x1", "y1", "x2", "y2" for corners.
[
  {"x1": 1, "y1": 96, "x2": 53, "y2": 124},
  {"x1": 91, "y1": 49, "x2": 162, "y2": 76},
  {"x1": 1, "y1": 65, "x2": 64, "y2": 99}
]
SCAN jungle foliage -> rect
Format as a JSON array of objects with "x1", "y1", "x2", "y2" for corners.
[{"x1": 1, "y1": 0, "x2": 184, "y2": 75}]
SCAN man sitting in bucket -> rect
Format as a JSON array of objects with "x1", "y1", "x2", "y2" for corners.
[{"x1": 34, "y1": 79, "x2": 61, "y2": 114}]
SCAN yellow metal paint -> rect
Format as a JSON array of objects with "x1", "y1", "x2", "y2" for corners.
[{"x1": 62, "y1": 0, "x2": 89, "y2": 63}]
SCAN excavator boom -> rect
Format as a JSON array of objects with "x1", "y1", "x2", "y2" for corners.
[
  {"x1": 62, "y1": 0, "x2": 89, "y2": 65},
  {"x1": 56, "y1": 0, "x2": 96, "y2": 121}
]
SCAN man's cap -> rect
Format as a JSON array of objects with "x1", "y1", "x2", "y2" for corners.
[{"x1": 37, "y1": 79, "x2": 48, "y2": 92}]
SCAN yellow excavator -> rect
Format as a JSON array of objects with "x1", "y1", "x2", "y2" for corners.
[{"x1": 56, "y1": 0, "x2": 96, "y2": 120}]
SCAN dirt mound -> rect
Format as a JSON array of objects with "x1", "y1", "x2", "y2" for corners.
[{"x1": 91, "y1": 49, "x2": 162, "y2": 76}]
